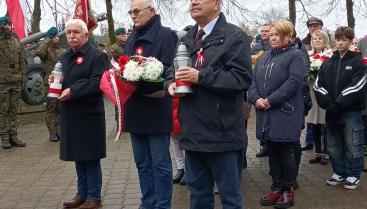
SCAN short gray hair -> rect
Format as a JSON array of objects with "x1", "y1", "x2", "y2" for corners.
[
  {"x1": 66, "y1": 18, "x2": 89, "y2": 33},
  {"x1": 141, "y1": 0, "x2": 157, "y2": 10}
]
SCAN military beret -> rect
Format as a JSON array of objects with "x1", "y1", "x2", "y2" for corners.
[
  {"x1": 0, "y1": 16, "x2": 11, "y2": 26},
  {"x1": 306, "y1": 17, "x2": 323, "y2": 27},
  {"x1": 115, "y1": 27, "x2": 126, "y2": 35},
  {"x1": 255, "y1": 34, "x2": 261, "y2": 41},
  {"x1": 47, "y1": 27, "x2": 59, "y2": 38}
]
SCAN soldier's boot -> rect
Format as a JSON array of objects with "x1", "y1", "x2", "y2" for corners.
[
  {"x1": 9, "y1": 135, "x2": 26, "y2": 147},
  {"x1": 49, "y1": 132, "x2": 60, "y2": 142},
  {"x1": 1, "y1": 137, "x2": 11, "y2": 149}
]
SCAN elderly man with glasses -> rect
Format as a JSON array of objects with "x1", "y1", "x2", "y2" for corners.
[{"x1": 124, "y1": 0, "x2": 178, "y2": 209}]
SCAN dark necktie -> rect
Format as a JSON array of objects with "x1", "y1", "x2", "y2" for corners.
[{"x1": 195, "y1": 29, "x2": 205, "y2": 47}]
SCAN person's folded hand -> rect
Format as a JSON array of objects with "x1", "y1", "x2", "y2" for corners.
[{"x1": 327, "y1": 103, "x2": 342, "y2": 116}]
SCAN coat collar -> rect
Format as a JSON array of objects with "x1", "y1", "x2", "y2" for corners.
[
  {"x1": 182, "y1": 12, "x2": 227, "y2": 53},
  {"x1": 133, "y1": 15, "x2": 161, "y2": 43},
  {"x1": 331, "y1": 50, "x2": 358, "y2": 60},
  {"x1": 66, "y1": 41, "x2": 92, "y2": 56},
  {"x1": 270, "y1": 43, "x2": 296, "y2": 55}
]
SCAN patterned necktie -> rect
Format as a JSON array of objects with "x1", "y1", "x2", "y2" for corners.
[{"x1": 195, "y1": 29, "x2": 205, "y2": 47}]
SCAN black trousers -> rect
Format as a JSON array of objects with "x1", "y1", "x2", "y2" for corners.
[
  {"x1": 268, "y1": 141, "x2": 297, "y2": 190},
  {"x1": 293, "y1": 142, "x2": 301, "y2": 177},
  {"x1": 312, "y1": 124, "x2": 327, "y2": 153}
]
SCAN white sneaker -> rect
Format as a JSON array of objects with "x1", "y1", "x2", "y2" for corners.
[
  {"x1": 344, "y1": 176, "x2": 360, "y2": 190},
  {"x1": 326, "y1": 173, "x2": 345, "y2": 186}
]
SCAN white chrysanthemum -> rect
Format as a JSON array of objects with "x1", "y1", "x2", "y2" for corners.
[
  {"x1": 310, "y1": 59, "x2": 323, "y2": 71},
  {"x1": 123, "y1": 60, "x2": 143, "y2": 81},
  {"x1": 314, "y1": 59, "x2": 323, "y2": 67},
  {"x1": 142, "y1": 57, "x2": 164, "y2": 80}
]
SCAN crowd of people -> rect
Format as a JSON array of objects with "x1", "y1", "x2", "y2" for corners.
[
  {"x1": 1, "y1": 0, "x2": 367, "y2": 209},
  {"x1": 249, "y1": 15, "x2": 367, "y2": 208}
]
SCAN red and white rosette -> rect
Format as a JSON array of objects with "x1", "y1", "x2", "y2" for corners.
[{"x1": 195, "y1": 48, "x2": 205, "y2": 68}]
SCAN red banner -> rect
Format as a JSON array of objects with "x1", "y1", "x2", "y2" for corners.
[
  {"x1": 73, "y1": 0, "x2": 97, "y2": 32},
  {"x1": 5, "y1": 0, "x2": 27, "y2": 39}
]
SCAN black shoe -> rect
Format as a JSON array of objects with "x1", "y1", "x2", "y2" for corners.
[
  {"x1": 309, "y1": 155, "x2": 322, "y2": 164},
  {"x1": 180, "y1": 173, "x2": 186, "y2": 185},
  {"x1": 9, "y1": 136, "x2": 26, "y2": 147},
  {"x1": 301, "y1": 143, "x2": 313, "y2": 151},
  {"x1": 173, "y1": 169, "x2": 184, "y2": 184},
  {"x1": 256, "y1": 148, "x2": 268, "y2": 158},
  {"x1": 320, "y1": 155, "x2": 329, "y2": 165}
]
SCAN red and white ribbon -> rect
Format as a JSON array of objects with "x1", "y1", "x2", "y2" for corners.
[
  {"x1": 110, "y1": 75, "x2": 122, "y2": 141},
  {"x1": 195, "y1": 48, "x2": 205, "y2": 68}
]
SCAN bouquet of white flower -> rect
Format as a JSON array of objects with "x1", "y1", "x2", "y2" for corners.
[
  {"x1": 99, "y1": 51, "x2": 165, "y2": 141},
  {"x1": 123, "y1": 56, "x2": 164, "y2": 82}
]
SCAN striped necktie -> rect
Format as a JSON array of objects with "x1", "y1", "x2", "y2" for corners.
[{"x1": 195, "y1": 29, "x2": 205, "y2": 47}]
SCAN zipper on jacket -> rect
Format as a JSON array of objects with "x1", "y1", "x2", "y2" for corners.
[
  {"x1": 261, "y1": 54, "x2": 276, "y2": 142},
  {"x1": 263, "y1": 58, "x2": 276, "y2": 91},
  {"x1": 334, "y1": 58, "x2": 342, "y2": 96}
]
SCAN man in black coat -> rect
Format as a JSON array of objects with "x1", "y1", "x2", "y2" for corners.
[
  {"x1": 302, "y1": 17, "x2": 324, "y2": 51},
  {"x1": 124, "y1": 0, "x2": 178, "y2": 208},
  {"x1": 57, "y1": 19, "x2": 108, "y2": 209},
  {"x1": 167, "y1": 0, "x2": 252, "y2": 208}
]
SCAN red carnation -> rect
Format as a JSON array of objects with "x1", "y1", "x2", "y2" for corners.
[
  {"x1": 353, "y1": 49, "x2": 361, "y2": 55},
  {"x1": 321, "y1": 55, "x2": 330, "y2": 62},
  {"x1": 118, "y1": 55, "x2": 130, "y2": 74},
  {"x1": 311, "y1": 53, "x2": 320, "y2": 59}
]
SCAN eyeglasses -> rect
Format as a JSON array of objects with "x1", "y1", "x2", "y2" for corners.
[{"x1": 128, "y1": 6, "x2": 151, "y2": 16}]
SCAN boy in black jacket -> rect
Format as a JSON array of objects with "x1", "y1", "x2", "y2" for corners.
[{"x1": 314, "y1": 26, "x2": 366, "y2": 190}]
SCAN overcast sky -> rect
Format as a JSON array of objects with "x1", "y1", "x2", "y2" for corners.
[{"x1": 1, "y1": 0, "x2": 366, "y2": 38}]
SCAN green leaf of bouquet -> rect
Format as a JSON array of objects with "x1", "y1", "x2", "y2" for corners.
[{"x1": 143, "y1": 77, "x2": 165, "y2": 83}]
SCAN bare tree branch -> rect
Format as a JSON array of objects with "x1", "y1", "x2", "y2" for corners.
[{"x1": 297, "y1": 0, "x2": 313, "y2": 18}]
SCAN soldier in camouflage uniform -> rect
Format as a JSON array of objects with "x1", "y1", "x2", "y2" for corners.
[
  {"x1": 0, "y1": 16, "x2": 26, "y2": 149},
  {"x1": 33, "y1": 27, "x2": 65, "y2": 142},
  {"x1": 108, "y1": 27, "x2": 127, "y2": 61},
  {"x1": 108, "y1": 28, "x2": 128, "y2": 126}
]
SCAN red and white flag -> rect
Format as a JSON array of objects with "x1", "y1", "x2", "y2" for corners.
[
  {"x1": 73, "y1": 0, "x2": 97, "y2": 32},
  {"x1": 5, "y1": 0, "x2": 28, "y2": 39}
]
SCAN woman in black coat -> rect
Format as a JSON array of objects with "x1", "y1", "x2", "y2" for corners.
[
  {"x1": 57, "y1": 19, "x2": 108, "y2": 209},
  {"x1": 248, "y1": 20, "x2": 306, "y2": 209}
]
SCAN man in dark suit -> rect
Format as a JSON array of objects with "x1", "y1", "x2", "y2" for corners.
[
  {"x1": 124, "y1": 0, "x2": 178, "y2": 208},
  {"x1": 167, "y1": 0, "x2": 252, "y2": 208},
  {"x1": 57, "y1": 18, "x2": 108, "y2": 209}
]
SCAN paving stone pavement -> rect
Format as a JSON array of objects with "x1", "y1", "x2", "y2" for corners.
[{"x1": 1, "y1": 99, "x2": 367, "y2": 209}]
